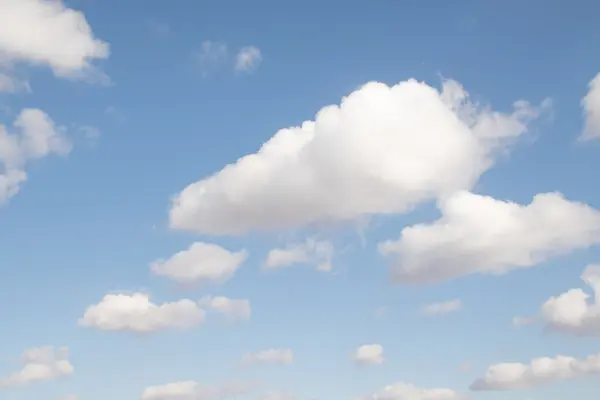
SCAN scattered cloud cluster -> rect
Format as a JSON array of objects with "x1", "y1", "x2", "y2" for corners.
[
  {"x1": 0, "y1": 346, "x2": 73, "y2": 387},
  {"x1": 78, "y1": 293, "x2": 253, "y2": 333},
  {"x1": 3, "y1": 1, "x2": 600, "y2": 398},
  {"x1": 194, "y1": 40, "x2": 262, "y2": 76},
  {"x1": 470, "y1": 353, "x2": 600, "y2": 390}
]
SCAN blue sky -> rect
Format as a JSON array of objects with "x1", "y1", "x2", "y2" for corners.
[{"x1": 1, "y1": 0, "x2": 600, "y2": 400}]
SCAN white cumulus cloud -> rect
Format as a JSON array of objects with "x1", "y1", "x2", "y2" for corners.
[
  {"x1": 422, "y1": 299, "x2": 462, "y2": 315},
  {"x1": 0, "y1": 0, "x2": 109, "y2": 79},
  {"x1": 0, "y1": 346, "x2": 73, "y2": 387},
  {"x1": 540, "y1": 264, "x2": 600, "y2": 337},
  {"x1": 199, "y1": 295, "x2": 251, "y2": 321},
  {"x1": 169, "y1": 79, "x2": 548, "y2": 236},
  {"x1": 151, "y1": 242, "x2": 247, "y2": 285},
  {"x1": 353, "y1": 344, "x2": 384, "y2": 365},
  {"x1": 380, "y1": 191, "x2": 600, "y2": 284},
  {"x1": 242, "y1": 348, "x2": 294, "y2": 366},
  {"x1": 78, "y1": 292, "x2": 205, "y2": 333},
  {"x1": 580, "y1": 72, "x2": 600, "y2": 141},
  {"x1": 235, "y1": 46, "x2": 262, "y2": 73},
  {"x1": 470, "y1": 353, "x2": 600, "y2": 390},
  {"x1": 358, "y1": 382, "x2": 460, "y2": 400},
  {"x1": 263, "y1": 238, "x2": 333, "y2": 272},
  {"x1": 0, "y1": 108, "x2": 72, "y2": 204}
]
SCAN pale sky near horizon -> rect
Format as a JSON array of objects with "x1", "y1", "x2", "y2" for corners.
[{"x1": 1, "y1": 1, "x2": 600, "y2": 400}]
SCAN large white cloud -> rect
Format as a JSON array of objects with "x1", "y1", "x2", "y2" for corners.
[
  {"x1": 151, "y1": 242, "x2": 247, "y2": 284},
  {"x1": 263, "y1": 238, "x2": 333, "y2": 272},
  {"x1": 470, "y1": 353, "x2": 600, "y2": 390},
  {"x1": 358, "y1": 382, "x2": 460, "y2": 400},
  {"x1": 0, "y1": 346, "x2": 73, "y2": 387},
  {"x1": 0, "y1": 108, "x2": 72, "y2": 204},
  {"x1": 540, "y1": 264, "x2": 600, "y2": 337},
  {"x1": 142, "y1": 381, "x2": 258, "y2": 400},
  {"x1": 169, "y1": 79, "x2": 548, "y2": 236},
  {"x1": 241, "y1": 349, "x2": 294, "y2": 366},
  {"x1": 78, "y1": 293, "x2": 205, "y2": 333},
  {"x1": 353, "y1": 344, "x2": 384, "y2": 365},
  {"x1": 379, "y1": 191, "x2": 600, "y2": 284},
  {"x1": 0, "y1": 0, "x2": 109, "y2": 79},
  {"x1": 580, "y1": 73, "x2": 600, "y2": 141}
]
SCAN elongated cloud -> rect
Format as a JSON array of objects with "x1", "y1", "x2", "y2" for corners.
[
  {"x1": 0, "y1": 346, "x2": 73, "y2": 387},
  {"x1": 380, "y1": 191, "x2": 600, "y2": 284}
]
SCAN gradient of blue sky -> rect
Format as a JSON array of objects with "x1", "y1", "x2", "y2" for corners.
[{"x1": 1, "y1": 1, "x2": 600, "y2": 400}]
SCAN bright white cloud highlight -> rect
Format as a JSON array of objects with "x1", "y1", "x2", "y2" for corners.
[
  {"x1": 354, "y1": 344, "x2": 384, "y2": 365},
  {"x1": 380, "y1": 191, "x2": 600, "y2": 284},
  {"x1": 580, "y1": 73, "x2": 600, "y2": 141},
  {"x1": 151, "y1": 242, "x2": 247, "y2": 284},
  {"x1": 235, "y1": 46, "x2": 262, "y2": 73},
  {"x1": 540, "y1": 264, "x2": 600, "y2": 337},
  {"x1": 422, "y1": 299, "x2": 462, "y2": 315},
  {"x1": 199, "y1": 296, "x2": 251, "y2": 321},
  {"x1": 242, "y1": 349, "x2": 294, "y2": 366},
  {"x1": 0, "y1": 346, "x2": 73, "y2": 387},
  {"x1": 263, "y1": 238, "x2": 333, "y2": 271},
  {"x1": 78, "y1": 292, "x2": 205, "y2": 333},
  {"x1": 358, "y1": 382, "x2": 460, "y2": 400},
  {"x1": 169, "y1": 79, "x2": 548, "y2": 236},
  {"x1": 142, "y1": 381, "x2": 257, "y2": 400},
  {"x1": 0, "y1": 108, "x2": 72, "y2": 204},
  {"x1": 470, "y1": 353, "x2": 600, "y2": 390},
  {"x1": 0, "y1": 0, "x2": 109, "y2": 78}
]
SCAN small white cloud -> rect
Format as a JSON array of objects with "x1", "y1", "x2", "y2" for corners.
[
  {"x1": 580, "y1": 72, "x2": 600, "y2": 141},
  {"x1": 242, "y1": 349, "x2": 294, "y2": 366},
  {"x1": 235, "y1": 46, "x2": 262, "y2": 73},
  {"x1": 78, "y1": 292, "x2": 205, "y2": 333},
  {"x1": 358, "y1": 382, "x2": 460, "y2": 400},
  {"x1": 263, "y1": 238, "x2": 333, "y2": 272},
  {"x1": 0, "y1": 0, "x2": 109, "y2": 79},
  {"x1": 151, "y1": 242, "x2": 248, "y2": 285},
  {"x1": 381, "y1": 191, "x2": 600, "y2": 284},
  {"x1": 0, "y1": 346, "x2": 73, "y2": 387},
  {"x1": 353, "y1": 344, "x2": 384, "y2": 365},
  {"x1": 199, "y1": 296, "x2": 251, "y2": 321},
  {"x1": 458, "y1": 363, "x2": 472, "y2": 372},
  {"x1": 471, "y1": 353, "x2": 600, "y2": 390},
  {"x1": 421, "y1": 299, "x2": 462, "y2": 315},
  {"x1": 59, "y1": 395, "x2": 78, "y2": 400},
  {"x1": 540, "y1": 264, "x2": 600, "y2": 337}
]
